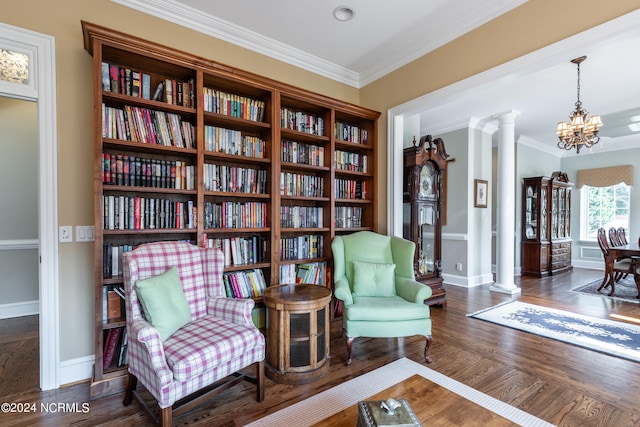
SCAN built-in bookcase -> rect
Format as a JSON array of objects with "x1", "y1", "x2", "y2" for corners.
[{"x1": 82, "y1": 21, "x2": 379, "y2": 398}]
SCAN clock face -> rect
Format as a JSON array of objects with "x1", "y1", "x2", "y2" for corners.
[{"x1": 419, "y1": 164, "x2": 435, "y2": 198}]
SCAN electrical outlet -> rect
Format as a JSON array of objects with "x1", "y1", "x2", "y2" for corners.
[
  {"x1": 455, "y1": 262, "x2": 463, "y2": 271},
  {"x1": 76, "y1": 226, "x2": 95, "y2": 242},
  {"x1": 59, "y1": 226, "x2": 73, "y2": 243}
]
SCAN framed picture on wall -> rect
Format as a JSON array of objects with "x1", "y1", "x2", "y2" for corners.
[{"x1": 474, "y1": 179, "x2": 488, "y2": 208}]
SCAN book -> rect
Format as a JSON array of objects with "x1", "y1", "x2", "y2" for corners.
[
  {"x1": 103, "y1": 327, "x2": 122, "y2": 370},
  {"x1": 101, "y1": 62, "x2": 110, "y2": 91},
  {"x1": 107, "y1": 290, "x2": 121, "y2": 320},
  {"x1": 141, "y1": 73, "x2": 151, "y2": 99},
  {"x1": 117, "y1": 328, "x2": 128, "y2": 367},
  {"x1": 109, "y1": 64, "x2": 119, "y2": 93},
  {"x1": 131, "y1": 70, "x2": 141, "y2": 97},
  {"x1": 152, "y1": 82, "x2": 164, "y2": 101}
]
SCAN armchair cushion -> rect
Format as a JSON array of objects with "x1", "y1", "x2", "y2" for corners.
[
  {"x1": 163, "y1": 315, "x2": 264, "y2": 382},
  {"x1": 347, "y1": 296, "x2": 431, "y2": 321},
  {"x1": 135, "y1": 267, "x2": 192, "y2": 342},
  {"x1": 352, "y1": 260, "x2": 396, "y2": 297}
]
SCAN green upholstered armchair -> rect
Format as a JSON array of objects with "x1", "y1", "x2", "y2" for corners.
[{"x1": 331, "y1": 231, "x2": 433, "y2": 365}]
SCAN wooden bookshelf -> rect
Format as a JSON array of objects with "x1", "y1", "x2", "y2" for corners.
[{"x1": 82, "y1": 21, "x2": 379, "y2": 398}]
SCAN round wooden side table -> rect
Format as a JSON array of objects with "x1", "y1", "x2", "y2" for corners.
[{"x1": 263, "y1": 284, "x2": 332, "y2": 384}]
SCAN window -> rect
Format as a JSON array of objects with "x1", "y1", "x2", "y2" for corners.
[{"x1": 580, "y1": 183, "x2": 630, "y2": 240}]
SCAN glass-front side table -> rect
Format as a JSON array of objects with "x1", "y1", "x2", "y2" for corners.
[{"x1": 263, "y1": 284, "x2": 332, "y2": 384}]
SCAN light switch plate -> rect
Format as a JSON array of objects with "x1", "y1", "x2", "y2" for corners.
[{"x1": 76, "y1": 226, "x2": 95, "y2": 242}]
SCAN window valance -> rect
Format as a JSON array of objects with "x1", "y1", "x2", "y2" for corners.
[{"x1": 576, "y1": 165, "x2": 634, "y2": 188}]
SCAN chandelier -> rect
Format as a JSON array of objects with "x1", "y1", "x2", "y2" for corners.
[{"x1": 555, "y1": 56, "x2": 603, "y2": 153}]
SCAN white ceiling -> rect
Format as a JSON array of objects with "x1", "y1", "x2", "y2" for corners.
[{"x1": 114, "y1": 0, "x2": 640, "y2": 156}]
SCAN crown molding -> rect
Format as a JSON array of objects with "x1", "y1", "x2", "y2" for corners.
[
  {"x1": 111, "y1": 0, "x2": 360, "y2": 87},
  {"x1": 359, "y1": 0, "x2": 528, "y2": 87},
  {"x1": 113, "y1": 0, "x2": 526, "y2": 88}
]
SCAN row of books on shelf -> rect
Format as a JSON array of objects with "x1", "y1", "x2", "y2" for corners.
[
  {"x1": 280, "y1": 172, "x2": 324, "y2": 198},
  {"x1": 278, "y1": 261, "x2": 328, "y2": 286},
  {"x1": 202, "y1": 87, "x2": 266, "y2": 122},
  {"x1": 280, "y1": 108, "x2": 325, "y2": 136},
  {"x1": 335, "y1": 206, "x2": 363, "y2": 229},
  {"x1": 103, "y1": 196, "x2": 197, "y2": 231},
  {"x1": 280, "y1": 205, "x2": 323, "y2": 228},
  {"x1": 335, "y1": 178, "x2": 367, "y2": 200},
  {"x1": 103, "y1": 326, "x2": 128, "y2": 370},
  {"x1": 204, "y1": 125, "x2": 266, "y2": 158},
  {"x1": 203, "y1": 201, "x2": 268, "y2": 229},
  {"x1": 102, "y1": 153, "x2": 195, "y2": 190},
  {"x1": 203, "y1": 235, "x2": 268, "y2": 267},
  {"x1": 281, "y1": 140, "x2": 325, "y2": 166},
  {"x1": 222, "y1": 269, "x2": 267, "y2": 298},
  {"x1": 103, "y1": 244, "x2": 133, "y2": 278},
  {"x1": 335, "y1": 150, "x2": 367, "y2": 173},
  {"x1": 280, "y1": 234, "x2": 324, "y2": 261},
  {"x1": 203, "y1": 163, "x2": 268, "y2": 194},
  {"x1": 102, "y1": 103, "x2": 195, "y2": 149},
  {"x1": 103, "y1": 240, "x2": 194, "y2": 279},
  {"x1": 335, "y1": 122, "x2": 368, "y2": 144},
  {"x1": 101, "y1": 61, "x2": 195, "y2": 108}
]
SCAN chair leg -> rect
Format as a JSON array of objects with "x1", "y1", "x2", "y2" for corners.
[
  {"x1": 424, "y1": 335, "x2": 433, "y2": 364},
  {"x1": 345, "y1": 336, "x2": 355, "y2": 366},
  {"x1": 122, "y1": 373, "x2": 137, "y2": 406},
  {"x1": 160, "y1": 407, "x2": 172, "y2": 427},
  {"x1": 256, "y1": 360, "x2": 265, "y2": 402}
]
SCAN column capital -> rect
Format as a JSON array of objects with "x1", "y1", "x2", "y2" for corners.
[{"x1": 492, "y1": 110, "x2": 521, "y2": 125}]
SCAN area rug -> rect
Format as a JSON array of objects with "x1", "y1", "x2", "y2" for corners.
[
  {"x1": 245, "y1": 357, "x2": 552, "y2": 427},
  {"x1": 469, "y1": 301, "x2": 640, "y2": 363},
  {"x1": 571, "y1": 275, "x2": 639, "y2": 303}
]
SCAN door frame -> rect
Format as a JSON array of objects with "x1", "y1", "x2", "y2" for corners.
[{"x1": 0, "y1": 22, "x2": 59, "y2": 390}]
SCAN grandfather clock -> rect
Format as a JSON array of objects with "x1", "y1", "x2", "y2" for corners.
[{"x1": 403, "y1": 135, "x2": 449, "y2": 306}]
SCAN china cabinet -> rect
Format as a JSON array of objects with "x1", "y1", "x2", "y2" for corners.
[{"x1": 522, "y1": 171, "x2": 573, "y2": 277}]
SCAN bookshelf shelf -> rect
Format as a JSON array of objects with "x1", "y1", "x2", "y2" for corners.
[
  {"x1": 103, "y1": 319, "x2": 126, "y2": 329},
  {"x1": 83, "y1": 20, "x2": 378, "y2": 399},
  {"x1": 102, "y1": 229, "x2": 197, "y2": 235}
]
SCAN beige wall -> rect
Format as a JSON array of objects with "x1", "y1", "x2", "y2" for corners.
[{"x1": 3, "y1": 0, "x2": 640, "y2": 376}]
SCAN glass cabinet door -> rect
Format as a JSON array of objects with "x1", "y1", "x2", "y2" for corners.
[
  {"x1": 524, "y1": 185, "x2": 537, "y2": 239},
  {"x1": 418, "y1": 203, "x2": 436, "y2": 275},
  {"x1": 540, "y1": 187, "x2": 548, "y2": 240}
]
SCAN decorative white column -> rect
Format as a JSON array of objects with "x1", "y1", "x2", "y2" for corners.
[{"x1": 490, "y1": 111, "x2": 521, "y2": 295}]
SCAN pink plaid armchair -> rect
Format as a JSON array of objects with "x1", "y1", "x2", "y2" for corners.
[{"x1": 122, "y1": 241, "x2": 265, "y2": 426}]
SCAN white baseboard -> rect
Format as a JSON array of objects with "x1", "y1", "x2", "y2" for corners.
[
  {"x1": 443, "y1": 273, "x2": 494, "y2": 288},
  {"x1": 572, "y1": 259, "x2": 603, "y2": 271},
  {"x1": 59, "y1": 355, "x2": 94, "y2": 386},
  {"x1": 0, "y1": 300, "x2": 38, "y2": 319}
]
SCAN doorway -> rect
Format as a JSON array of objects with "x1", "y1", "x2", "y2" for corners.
[
  {"x1": 0, "y1": 22, "x2": 59, "y2": 390},
  {"x1": 0, "y1": 97, "x2": 39, "y2": 393}
]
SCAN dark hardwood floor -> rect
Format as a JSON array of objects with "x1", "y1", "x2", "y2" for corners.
[
  {"x1": 1, "y1": 267, "x2": 639, "y2": 426},
  {"x1": 0, "y1": 315, "x2": 39, "y2": 397}
]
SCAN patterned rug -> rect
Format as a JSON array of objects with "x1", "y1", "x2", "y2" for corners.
[
  {"x1": 469, "y1": 301, "x2": 640, "y2": 363},
  {"x1": 571, "y1": 275, "x2": 639, "y2": 303},
  {"x1": 245, "y1": 357, "x2": 552, "y2": 426}
]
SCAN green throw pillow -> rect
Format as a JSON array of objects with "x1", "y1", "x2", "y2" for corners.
[
  {"x1": 135, "y1": 267, "x2": 192, "y2": 342},
  {"x1": 352, "y1": 260, "x2": 396, "y2": 297}
]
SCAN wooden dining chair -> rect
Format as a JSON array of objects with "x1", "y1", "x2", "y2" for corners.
[
  {"x1": 596, "y1": 228, "x2": 635, "y2": 296},
  {"x1": 608, "y1": 227, "x2": 621, "y2": 247},
  {"x1": 617, "y1": 227, "x2": 628, "y2": 245}
]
